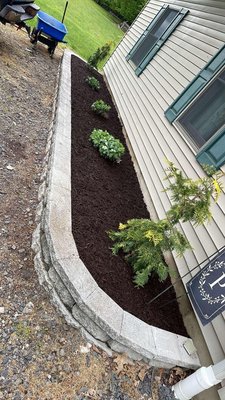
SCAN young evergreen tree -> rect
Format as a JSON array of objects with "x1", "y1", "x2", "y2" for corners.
[
  {"x1": 108, "y1": 161, "x2": 224, "y2": 287},
  {"x1": 88, "y1": 43, "x2": 111, "y2": 70}
]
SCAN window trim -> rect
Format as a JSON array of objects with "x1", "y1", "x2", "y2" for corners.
[
  {"x1": 126, "y1": 5, "x2": 188, "y2": 77},
  {"x1": 196, "y1": 126, "x2": 225, "y2": 170},
  {"x1": 165, "y1": 44, "x2": 225, "y2": 169},
  {"x1": 174, "y1": 66, "x2": 225, "y2": 151},
  {"x1": 165, "y1": 44, "x2": 225, "y2": 123}
]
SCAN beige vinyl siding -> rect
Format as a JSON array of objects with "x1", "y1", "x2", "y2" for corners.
[{"x1": 104, "y1": 0, "x2": 225, "y2": 371}]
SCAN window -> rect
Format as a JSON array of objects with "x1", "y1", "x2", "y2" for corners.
[
  {"x1": 177, "y1": 69, "x2": 225, "y2": 149},
  {"x1": 165, "y1": 44, "x2": 225, "y2": 169},
  {"x1": 126, "y1": 5, "x2": 188, "y2": 76}
]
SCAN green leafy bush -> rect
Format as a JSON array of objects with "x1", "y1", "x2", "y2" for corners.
[
  {"x1": 85, "y1": 76, "x2": 101, "y2": 91},
  {"x1": 108, "y1": 161, "x2": 224, "y2": 287},
  {"x1": 91, "y1": 100, "x2": 111, "y2": 116},
  {"x1": 90, "y1": 129, "x2": 125, "y2": 162},
  {"x1": 88, "y1": 42, "x2": 111, "y2": 70}
]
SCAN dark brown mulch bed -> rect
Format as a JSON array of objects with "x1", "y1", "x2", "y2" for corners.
[{"x1": 71, "y1": 55, "x2": 187, "y2": 336}]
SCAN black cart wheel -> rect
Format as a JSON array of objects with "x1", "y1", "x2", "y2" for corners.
[
  {"x1": 30, "y1": 27, "x2": 41, "y2": 44},
  {"x1": 48, "y1": 41, "x2": 57, "y2": 58}
]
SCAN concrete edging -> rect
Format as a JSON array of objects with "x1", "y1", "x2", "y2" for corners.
[{"x1": 32, "y1": 49, "x2": 201, "y2": 369}]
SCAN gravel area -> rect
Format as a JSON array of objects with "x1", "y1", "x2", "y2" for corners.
[{"x1": 0, "y1": 25, "x2": 180, "y2": 400}]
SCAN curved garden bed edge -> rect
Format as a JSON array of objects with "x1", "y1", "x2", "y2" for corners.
[{"x1": 32, "y1": 49, "x2": 200, "y2": 370}]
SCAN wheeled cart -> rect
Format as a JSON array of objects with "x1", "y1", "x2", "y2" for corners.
[{"x1": 30, "y1": 10, "x2": 68, "y2": 56}]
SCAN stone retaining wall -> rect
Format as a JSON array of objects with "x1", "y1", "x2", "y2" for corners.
[{"x1": 32, "y1": 50, "x2": 201, "y2": 370}]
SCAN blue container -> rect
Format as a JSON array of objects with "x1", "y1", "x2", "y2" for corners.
[{"x1": 37, "y1": 11, "x2": 68, "y2": 41}]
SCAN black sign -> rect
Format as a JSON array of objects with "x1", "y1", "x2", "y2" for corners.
[{"x1": 187, "y1": 249, "x2": 225, "y2": 325}]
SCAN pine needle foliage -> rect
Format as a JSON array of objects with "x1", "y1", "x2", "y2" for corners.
[
  {"x1": 164, "y1": 161, "x2": 223, "y2": 225},
  {"x1": 108, "y1": 161, "x2": 224, "y2": 287},
  {"x1": 88, "y1": 42, "x2": 111, "y2": 70},
  {"x1": 108, "y1": 218, "x2": 191, "y2": 287}
]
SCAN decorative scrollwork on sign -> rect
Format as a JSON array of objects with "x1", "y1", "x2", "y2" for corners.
[{"x1": 198, "y1": 261, "x2": 225, "y2": 305}]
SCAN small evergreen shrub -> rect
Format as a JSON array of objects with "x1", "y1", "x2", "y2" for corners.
[
  {"x1": 90, "y1": 129, "x2": 125, "y2": 162},
  {"x1": 85, "y1": 76, "x2": 101, "y2": 91},
  {"x1": 108, "y1": 218, "x2": 190, "y2": 287},
  {"x1": 108, "y1": 161, "x2": 224, "y2": 287},
  {"x1": 91, "y1": 100, "x2": 111, "y2": 116},
  {"x1": 88, "y1": 42, "x2": 111, "y2": 70}
]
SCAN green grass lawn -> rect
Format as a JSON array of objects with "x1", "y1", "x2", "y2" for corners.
[{"x1": 32, "y1": 0, "x2": 123, "y2": 65}]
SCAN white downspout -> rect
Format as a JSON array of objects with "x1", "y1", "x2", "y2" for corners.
[{"x1": 173, "y1": 359, "x2": 225, "y2": 400}]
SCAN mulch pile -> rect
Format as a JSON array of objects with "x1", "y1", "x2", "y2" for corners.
[{"x1": 71, "y1": 55, "x2": 187, "y2": 336}]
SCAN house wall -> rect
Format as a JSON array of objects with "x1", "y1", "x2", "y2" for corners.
[{"x1": 104, "y1": 0, "x2": 225, "y2": 387}]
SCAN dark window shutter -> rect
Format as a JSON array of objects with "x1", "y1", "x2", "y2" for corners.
[{"x1": 196, "y1": 128, "x2": 225, "y2": 169}]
